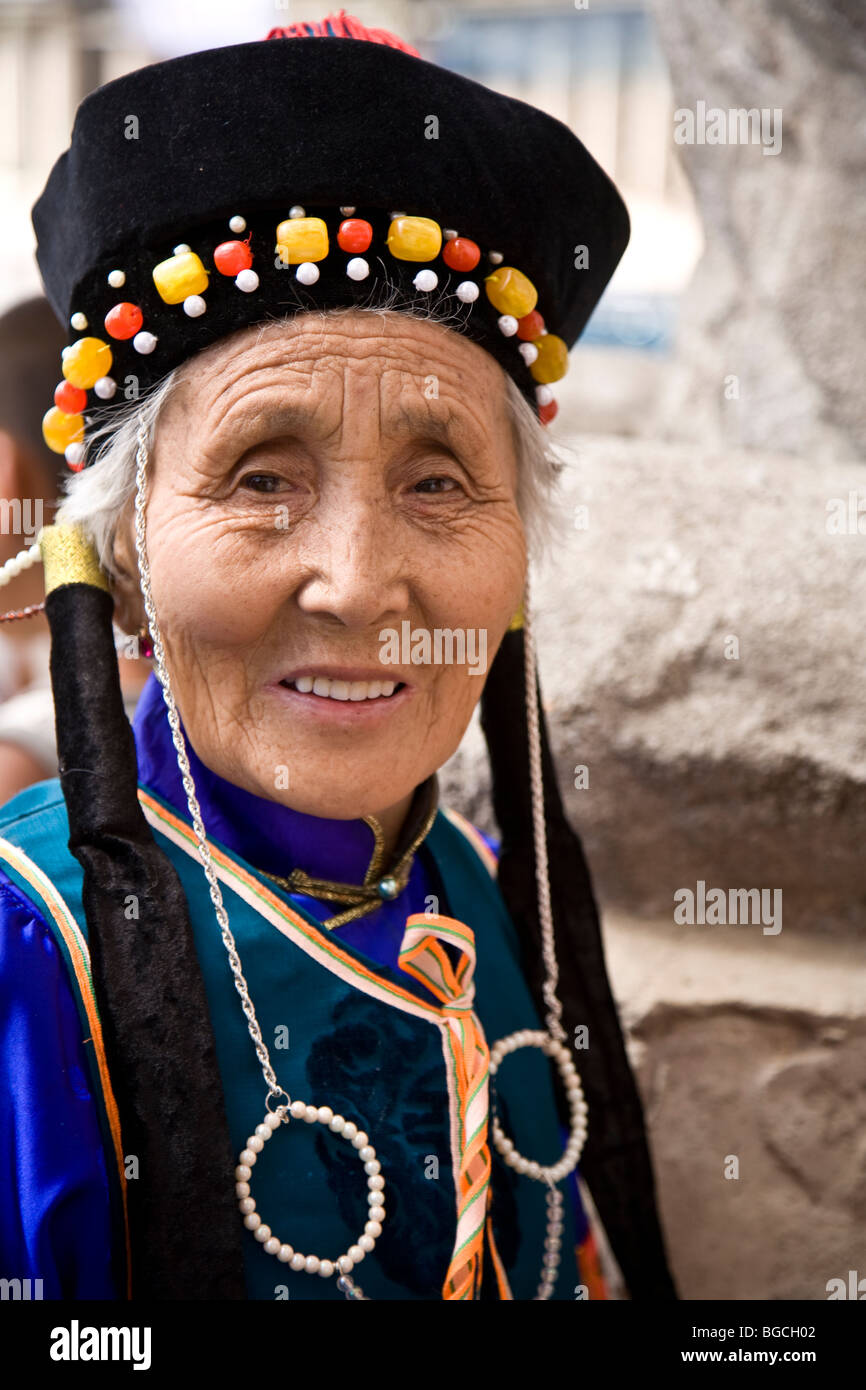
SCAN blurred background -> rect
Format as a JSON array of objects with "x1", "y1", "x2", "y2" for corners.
[{"x1": 0, "y1": 0, "x2": 863, "y2": 1300}]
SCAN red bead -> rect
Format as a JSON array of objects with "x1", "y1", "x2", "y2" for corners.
[
  {"x1": 54, "y1": 380, "x2": 87, "y2": 413},
  {"x1": 517, "y1": 310, "x2": 545, "y2": 341},
  {"x1": 214, "y1": 240, "x2": 253, "y2": 276},
  {"x1": 337, "y1": 219, "x2": 373, "y2": 254},
  {"x1": 538, "y1": 398, "x2": 558, "y2": 426},
  {"x1": 442, "y1": 237, "x2": 480, "y2": 272},
  {"x1": 104, "y1": 302, "x2": 143, "y2": 340},
  {"x1": 66, "y1": 456, "x2": 87, "y2": 473}
]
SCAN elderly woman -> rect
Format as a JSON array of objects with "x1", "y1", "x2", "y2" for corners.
[{"x1": 0, "y1": 15, "x2": 675, "y2": 1301}]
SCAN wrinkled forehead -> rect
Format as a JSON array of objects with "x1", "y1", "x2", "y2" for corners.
[{"x1": 166, "y1": 309, "x2": 513, "y2": 448}]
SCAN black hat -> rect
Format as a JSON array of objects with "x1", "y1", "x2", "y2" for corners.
[
  {"x1": 33, "y1": 19, "x2": 628, "y2": 468},
  {"x1": 30, "y1": 15, "x2": 675, "y2": 1302}
]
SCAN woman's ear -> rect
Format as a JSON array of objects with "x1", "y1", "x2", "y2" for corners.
[{"x1": 110, "y1": 505, "x2": 146, "y2": 635}]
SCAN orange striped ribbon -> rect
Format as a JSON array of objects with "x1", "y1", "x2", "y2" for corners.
[{"x1": 399, "y1": 912, "x2": 492, "y2": 1300}]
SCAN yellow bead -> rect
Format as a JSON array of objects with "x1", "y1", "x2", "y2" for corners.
[
  {"x1": 275, "y1": 217, "x2": 329, "y2": 265},
  {"x1": 42, "y1": 406, "x2": 84, "y2": 454},
  {"x1": 529, "y1": 333, "x2": 569, "y2": 384},
  {"x1": 484, "y1": 267, "x2": 538, "y2": 319},
  {"x1": 152, "y1": 250, "x2": 209, "y2": 305},
  {"x1": 61, "y1": 337, "x2": 113, "y2": 390},
  {"x1": 385, "y1": 216, "x2": 442, "y2": 262}
]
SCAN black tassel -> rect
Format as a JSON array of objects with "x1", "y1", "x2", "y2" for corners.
[
  {"x1": 480, "y1": 627, "x2": 677, "y2": 1300},
  {"x1": 46, "y1": 582, "x2": 246, "y2": 1299}
]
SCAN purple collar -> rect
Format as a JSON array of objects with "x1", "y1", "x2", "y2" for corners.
[{"x1": 132, "y1": 671, "x2": 435, "y2": 885}]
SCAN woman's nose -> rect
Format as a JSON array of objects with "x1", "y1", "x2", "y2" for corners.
[{"x1": 292, "y1": 493, "x2": 411, "y2": 629}]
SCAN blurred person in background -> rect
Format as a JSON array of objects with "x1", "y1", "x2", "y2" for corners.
[{"x1": 0, "y1": 297, "x2": 147, "y2": 804}]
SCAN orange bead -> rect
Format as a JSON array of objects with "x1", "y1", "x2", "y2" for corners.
[
  {"x1": 61, "y1": 337, "x2": 113, "y2": 390},
  {"x1": 337, "y1": 219, "x2": 373, "y2": 253},
  {"x1": 54, "y1": 380, "x2": 87, "y2": 413},
  {"x1": 42, "y1": 406, "x2": 84, "y2": 454},
  {"x1": 538, "y1": 398, "x2": 558, "y2": 426},
  {"x1": 484, "y1": 266, "x2": 537, "y2": 319},
  {"x1": 529, "y1": 333, "x2": 569, "y2": 384},
  {"x1": 214, "y1": 240, "x2": 253, "y2": 276},
  {"x1": 442, "y1": 237, "x2": 480, "y2": 272},
  {"x1": 517, "y1": 310, "x2": 545, "y2": 341},
  {"x1": 104, "y1": 302, "x2": 143, "y2": 340}
]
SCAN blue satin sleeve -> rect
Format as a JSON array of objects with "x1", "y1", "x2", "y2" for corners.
[{"x1": 0, "y1": 867, "x2": 118, "y2": 1298}]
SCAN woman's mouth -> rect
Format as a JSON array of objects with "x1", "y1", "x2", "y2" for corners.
[{"x1": 279, "y1": 675, "x2": 406, "y2": 703}]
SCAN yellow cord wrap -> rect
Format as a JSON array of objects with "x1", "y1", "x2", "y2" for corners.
[
  {"x1": 40, "y1": 523, "x2": 110, "y2": 596},
  {"x1": 508, "y1": 601, "x2": 525, "y2": 631}
]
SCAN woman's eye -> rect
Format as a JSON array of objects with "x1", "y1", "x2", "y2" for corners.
[
  {"x1": 413, "y1": 476, "x2": 460, "y2": 495},
  {"x1": 238, "y1": 473, "x2": 285, "y2": 493}
]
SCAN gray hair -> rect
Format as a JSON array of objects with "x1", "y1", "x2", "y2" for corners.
[{"x1": 57, "y1": 299, "x2": 566, "y2": 579}]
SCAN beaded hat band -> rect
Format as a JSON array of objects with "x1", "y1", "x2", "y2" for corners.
[{"x1": 43, "y1": 204, "x2": 570, "y2": 471}]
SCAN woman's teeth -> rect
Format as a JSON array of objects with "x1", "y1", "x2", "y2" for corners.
[{"x1": 289, "y1": 676, "x2": 400, "y2": 701}]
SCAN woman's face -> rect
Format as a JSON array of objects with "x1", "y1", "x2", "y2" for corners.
[{"x1": 113, "y1": 311, "x2": 527, "y2": 825}]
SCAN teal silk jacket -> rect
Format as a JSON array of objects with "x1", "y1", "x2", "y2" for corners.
[{"x1": 0, "y1": 767, "x2": 594, "y2": 1300}]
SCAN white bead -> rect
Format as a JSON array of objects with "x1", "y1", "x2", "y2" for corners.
[
  {"x1": 239, "y1": 1149, "x2": 257, "y2": 1166},
  {"x1": 289, "y1": 1100, "x2": 306, "y2": 1119},
  {"x1": 337, "y1": 1255, "x2": 354, "y2": 1274},
  {"x1": 289, "y1": 205, "x2": 306, "y2": 219},
  {"x1": 133, "y1": 331, "x2": 157, "y2": 354},
  {"x1": 364, "y1": 1160, "x2": 380, "y2": 1176},
  {"x1": 367, "y1": 1175, "x2": 385, "y2": 1191},
  {"x1": 235, "y1": 269, "x2": 259, "y2": 293},
  {"x1": 238, "y1": 1197, "x2": 255, "y2": 1215},
  {"x1": 304, "y1": 1105, "x2": 318, "y2": 1124},
  {"x1": 413, "y1": 269, "x2": 438, "y2": 292},
  {"x1": 348, "y1": 1245, "x2": 365, "y2": 1264},
  {"x1": 346, "y1": 257, "x2": 369, "y2": 281},
  {"x1": 389, "y1": 211, "x2": 405, "y2": 220},
  {"x1": 535, "y1": 385, "x2": 554, "y2": 406},
  {"x1": 94, "y1": 375, "x2": 116, "y2": 399},
  {"x1": 70, "y1": 312, "x2": 87, "y2": 330},
  {"x1": 364, "y1": 1220, "x2": 382, "y2": 1238},
  {"x1": 319, "y1": 1260, "x2": 334, "y2": 1278},
  {"x1": 244, "y1": 1212, "x2": 261, "y2": 1230},
  {"x1": 316, "y1": 1107, "x2": 333, "y2": 1125},
  {"x1": 359, "y1": 1146, "x2": 376, "y2": 1163},
  {"x1": 246, "y1": 1135, "x2": 264, "y2": 1153},
  {"x1": 342, "y1": 1122, "x2": 358, "y2": 1141},
  {"x1": 498, "y1": 315, "x2": 519, "y2": 336},
  {"x1": 329, "y1": 1115, "x2": 345, "y2": 1132},
  {"x1": 518, "y1": 342, "x2": 539, "y2": 365},
  {"x1": 254, "y1": 1225, "x2": 271, "y2": 1243},
  {"x1": 173, "y1": 244, "x2": 191, "y2": 255},
  {"x1": 265, "y1": 1112, "x2": 282, "y2": 1130},
  {"x1": 374, "y1": 1207, "x2": 386, "y2": 1224},
  {"x1": 455, "y1": 280, "x2": 479, "y2": 303},
  {"x1": 64, "y1": 441, "x2": 86, "y2": 467},
  {"x1": 443, "y1": 228, "x2": 458, "y2": 240},
  {"x1": 277, "y1": 1245, "x2": 293, "y2": 1262},
  {"x1": 368, "y1": 1191, "x2": 384, "y2": 1208},
  {"x1": 264, "y1": 1237, "x2": 280, "y2": 1255},
  {"x1": 304, "y1": 1255, "x2": 320, "y2": 1274},
  {"x1": 5, "y1": 557, "x2": 21, "y2": 578},
  {"x1": 352, "y1": 1132, "x2": 368, "y2": 1149},
  {"x1": 359, "y1": 1235, "x2": 375, "y2": 1253},
  {"x1": 290, "y1": 1252, "x2": 305, "y2": 1271},
  {"x1": 229, "y1": 215, "x2": 247, "y2": 233},
  {"x1": 296, "y1": 261, "x2": 319, "y2": 285},
  {"x1": 488, "y1": 250, "x2": 503, "y2": 265},
  {"x1": 340, "y1": 206, "x2": 356, "y2": 216},
  {"x1": 255, "y1": 1124, "x2": 271, "y2": 1140},
  {"x1": 183, "y1": 294, "x2": 206, "y2": 317},
  {"x1": 107, "y1": 269, "x2": 126, "y2": 288},
  {"x1": 526, "y1": 1161, "x2": 541, "y2": 1179},
  {"x1": 235, "y1": 1164, "x2": 251, "y2": 1181},
  {"x1": 235, "y1": 1181, "x2": 250, "y2": 1198}
]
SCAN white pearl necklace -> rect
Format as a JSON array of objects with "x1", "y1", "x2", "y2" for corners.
[
  {"x1": 488, "y1": 1029, "x2": 588, "y2": 1299},
  {"x1": 0, "y1": 538, "x2": 42, "y2": 588},
  {"x1": 235, "y1": 1104, "x2": 385, "y2": 1290}
]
